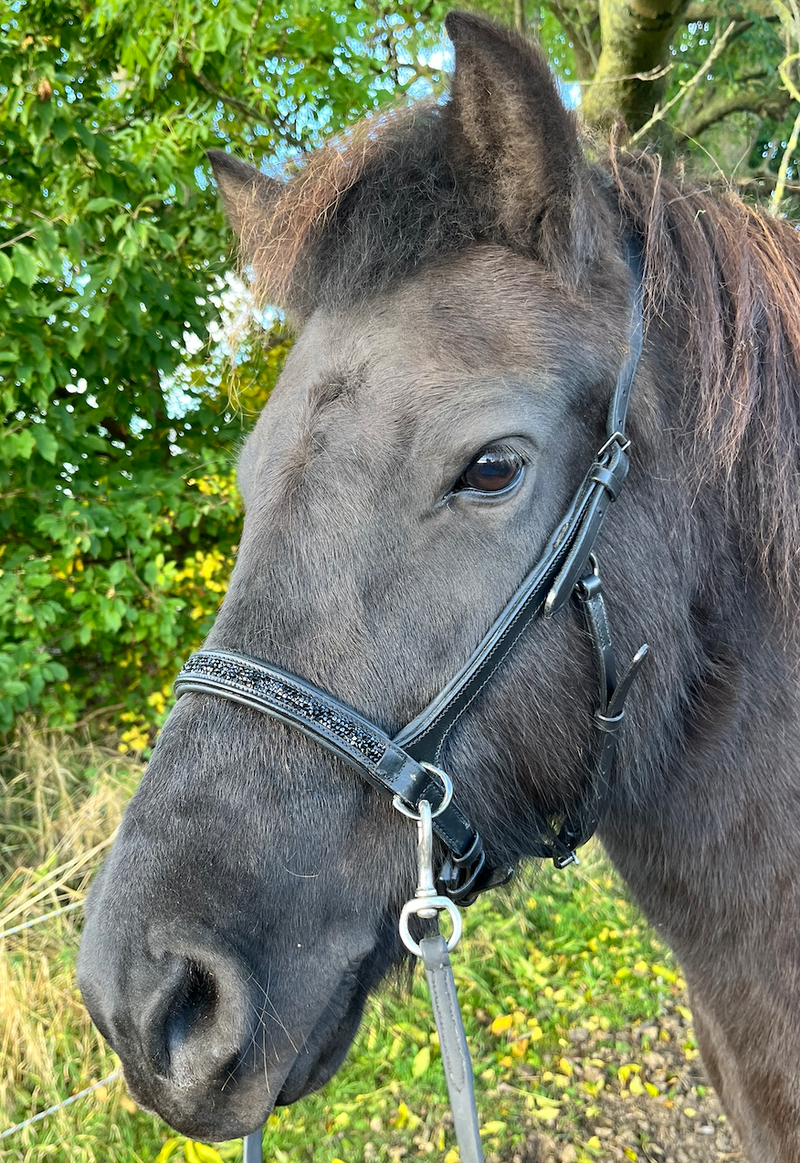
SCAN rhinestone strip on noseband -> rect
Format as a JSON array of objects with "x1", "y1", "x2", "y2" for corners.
[{"x1": 179, "y1": 653, "x2": 387, "y2": 768}]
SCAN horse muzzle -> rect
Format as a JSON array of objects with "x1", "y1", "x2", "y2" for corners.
[{"x1": 77, "y1": 909, "x2": 375, "y2": 1140}]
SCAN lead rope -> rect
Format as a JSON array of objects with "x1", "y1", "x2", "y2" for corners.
[
  {"x1": 242, "y1": 770, "x2": 481, "y2": 1163},
  {"x1": 394, "y1": 770, "x2": 484, "y2": 1163}
]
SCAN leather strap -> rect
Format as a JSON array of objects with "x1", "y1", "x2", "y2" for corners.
[
  {"x1": 174, "y1": 651, "x2": 513, "y2": 902},
  {"x1": 243, "y1": 1129, "x2": 262, "y2": 1162},
  {"x1": 420, "y1": 935, "x2": 484, "y2": 1163}
]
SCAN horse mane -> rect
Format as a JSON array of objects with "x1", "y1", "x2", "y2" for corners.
[
  {"x1": 244, "y1": 104, "x2": 800, "y2": 620},
  {"x1": 611, "y1": 150, "x2": 800, "y2": 618}
]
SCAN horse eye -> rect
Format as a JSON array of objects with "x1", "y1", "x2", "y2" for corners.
[{"x1": 459, "y1": 447, "x2": 524, "y2": 494}]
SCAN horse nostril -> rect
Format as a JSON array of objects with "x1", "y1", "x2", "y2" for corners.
[
  {"x1": 143, "y1": 949, "x2": 251, "y2": 1089},
  {"x1": 163, "y1": 961, "x2": 220, "y2": 1074}
]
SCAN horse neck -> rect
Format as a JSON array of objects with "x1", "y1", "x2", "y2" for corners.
[{"x1": 600, "y1": 335, "x2": 800, "y2": 966}]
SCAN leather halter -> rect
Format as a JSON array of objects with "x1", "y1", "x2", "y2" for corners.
[{"x1": 175, "y1": 242, "x2": 649, "y2": 905}]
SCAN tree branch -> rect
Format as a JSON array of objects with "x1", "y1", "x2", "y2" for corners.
[
  {"x1": 678, "y1": 84, "x2": 790, "y2": 137},
  {"x1": 582, "y1": 0, "x2": 693, "y2": 130},
  {"x1": 179, "y1": 53, "x2": 269, "y2": 126},
  {"x1": 684, "y1": 0, "x2": 778, "y2": 20},
  {"x1": 630, "y1": 19, "x2": 737, "y2": 142}
]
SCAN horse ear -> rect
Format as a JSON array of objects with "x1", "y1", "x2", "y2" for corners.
[
  {"x1": 207, "y1": 150, "x2": 280, "y2": 243},
  {"x1": 444, "y1": 11, "x2": 593, "y2": 280}
]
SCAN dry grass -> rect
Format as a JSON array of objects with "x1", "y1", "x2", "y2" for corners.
[{"x1": 0, "y1": 725, "x2": 156, "y2": 1161}]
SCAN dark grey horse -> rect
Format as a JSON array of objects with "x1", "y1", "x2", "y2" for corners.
[{"x1": 78, "y1": 14, "x2": 800, "y2": 1162}]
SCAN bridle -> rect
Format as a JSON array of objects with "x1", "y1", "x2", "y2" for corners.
[
  {"x1": 174, "y1": 241, "x2": 649, "y2": 904},
  {"x1": 173, "y1": 242, "x2": 649, "y2": 1163}
]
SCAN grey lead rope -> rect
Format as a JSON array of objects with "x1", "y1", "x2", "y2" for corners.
[
  {"x1": 420, "y1": 934, "x2": 484, "y2": 1163},
  {"x1": 243, "y1": 1128, "x2": 262, "y2": 1161}
]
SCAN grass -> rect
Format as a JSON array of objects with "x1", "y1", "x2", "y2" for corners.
[{"x1": 0, "y1": 727, "x2": 700, "y2": 1163}]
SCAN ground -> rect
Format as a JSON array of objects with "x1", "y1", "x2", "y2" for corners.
[{"x1": 509, "y1": 1007, "x2": 743, "y2": 1163}]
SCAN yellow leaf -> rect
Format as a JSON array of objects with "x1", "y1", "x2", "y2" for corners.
[
  {"x1": 184, "y1": 1142, "x2": 200, "y2": 1163},
  {"x1": 119, "y1": 1095, "x2": 138, "y2": 1114},
  {"x1": 614, "y1": 967, "x2": 630, "y2": 980},
  {"x1": 628, "y1": 1075, "x2": 645, "y2": 1096},
  {"x1": 332, "y1": 1112, "x2": 349, "y2": 1129},
  {"x1": 633, "y1": 960, "x2": 649, "y2": 974},
  {"x1": 557, "y1": 1057, "x2": 573, "y2": 1076},
  {"x1": 653, "y1": 965, "x2": 678, "y2": 983},
  {"x1": 645, "y1": 1082, "x2": 660, "y2": 1097},
  {"x1": 156, "y1": 1139, "x2": 182, "y2": 1163},
  {"x1": 481, "y1": 1121, "x2": 506, "y2": 1135},
  {"x1": 586, "y1": 1136, "x2": 602, "y2": 1149},
  {"x1": 491, "y1": 1014, "x2": 513, "y2": 1035},
  {"x1": 684, "y1": 1107, "x2": 697, "y2": 1118},
  {"x1": 412, "y1": 1046, "x2": 431, "y2": 1078},
  {"x1": 533, "y1": 1094, "x2": 561, "y2": 1108},
  {"x1": 532, "y1": 1106, "x2": 559, "y2": 1123},
  {"x1": 444, "y1": 1150, "x2": 460, "y2": 1163},
  {"x1": 675, "y1": 1005, "x2": 693, "y2": 1021},
  {"x1": 191, "y1": 1145, "x2": 224, "y2": 1163},
  {"x1": 624, "y1": 1149, "x2": 638, "y2": 1161},
  {"x1": 529, "y1": 1025, "x2": 543, "y2": 1041}
]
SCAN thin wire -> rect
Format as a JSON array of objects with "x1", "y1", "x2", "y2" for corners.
[
  {"x1": 0, "y1": 900, "x2": 83, "y2": 939},
  {"x1": 0, "y1": 1070, "x2": 123, "y2": 1140}
]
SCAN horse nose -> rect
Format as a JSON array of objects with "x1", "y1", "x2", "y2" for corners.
[{"x1": 78, "y1": 918, "x2": 255, "y2": 1093}]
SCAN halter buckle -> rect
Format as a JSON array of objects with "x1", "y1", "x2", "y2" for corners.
[{"x1": 597, "y1": 430, "x2": 631, "y2": 459}]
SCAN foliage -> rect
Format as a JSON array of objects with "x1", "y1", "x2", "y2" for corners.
[
  {"x1": 4, "y1": 0, "x2": 800, "y2": 739},
  {"x1": 0, "y1": 0, "x2": 456, "y2": 735},
  {"x1": 0, "y1": 731, "x2": 709, "y2": 1163}
]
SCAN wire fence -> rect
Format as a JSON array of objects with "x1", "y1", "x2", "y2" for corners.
[
  {"x1": 0, "y1": 1071, "x2": 124, "y2": 1141},
  {"x1": 1, "y1": 894, "x2": 262, "y2": 1159}
]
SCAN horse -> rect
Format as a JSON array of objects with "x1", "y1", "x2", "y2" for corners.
[{"x1": 77, "y1": 12, "x2": 800, "y2": 1162}]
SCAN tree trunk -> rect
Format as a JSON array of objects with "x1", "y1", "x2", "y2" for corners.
[{"x1": 581, "y1": 0, "x2": 692, "y2": 131}]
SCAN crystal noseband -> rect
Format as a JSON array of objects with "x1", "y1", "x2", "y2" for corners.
[{"x1": 175, "y1": 240, "x2": 649, "y2": 904}]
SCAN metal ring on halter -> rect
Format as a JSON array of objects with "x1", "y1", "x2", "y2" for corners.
[
  {"x1": 399, "y1": 895, "x2": 463, "y2": 957},
  {"x1": 392, "y1": 764, "x2": 454, "y2": 820}
]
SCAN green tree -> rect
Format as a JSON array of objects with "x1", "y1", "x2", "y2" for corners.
[{"x1": 0, "y1": 0, "x2": 452, "y2": 734}]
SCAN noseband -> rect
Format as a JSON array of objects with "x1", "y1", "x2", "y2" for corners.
[{"x1": 175, "y1": 243, "x2": 649, "y2": 905}]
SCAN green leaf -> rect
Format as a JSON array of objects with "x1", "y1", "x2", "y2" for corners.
[
  {"x1": 0, "y1": 251, "x2": 13, "y2": 284},
  {"x1": 33, "y1": 426, "x2": 59, "y2": 464},
  {"x1": 85, "y1": 197, "x2": 120, "y2": 213},
  {"x1": 108, "y1": 560, "x2": 127, "y2": 586},
  {"x1": 12, "y1": 244, "x2": 38, "y2": 287}
]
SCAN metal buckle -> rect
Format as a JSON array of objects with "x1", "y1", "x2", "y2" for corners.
[
  {"x1": 597, "y1": 431, "x2": 631, "y2": 458},
  {"x1": 397, "y1": 790, "x2": 465, "y2": 962}
]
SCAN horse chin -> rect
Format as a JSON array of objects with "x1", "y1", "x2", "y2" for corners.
[{"x1": 276, "y1": 974, "x2": 369, "y2": 1105}]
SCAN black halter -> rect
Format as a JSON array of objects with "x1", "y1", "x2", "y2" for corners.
[{"x1": 174, "y1": 243, "x2": 649, "y2": 905}]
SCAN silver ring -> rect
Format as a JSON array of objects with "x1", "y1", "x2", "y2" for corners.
[
  {"x1": 392, "y1": 765, "x2": 454, "y2": 820},
  {"x1": 398, "y1": 896, "x2": 463, "y2": 957}
]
